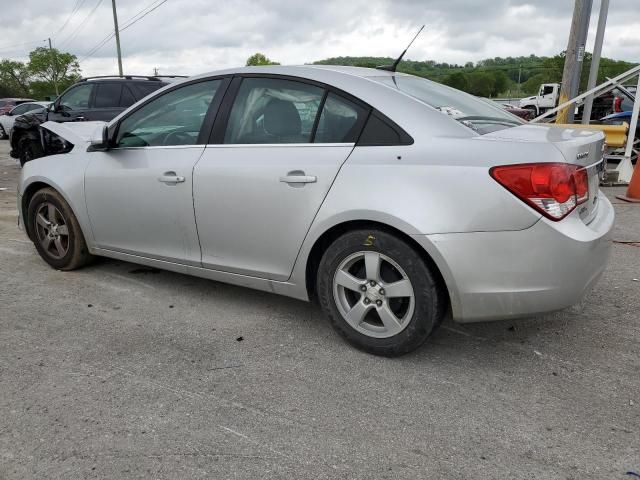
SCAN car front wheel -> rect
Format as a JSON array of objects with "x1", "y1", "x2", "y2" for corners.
[
  {"x1": 27, "y1": 188, "x2": 93, "y2": 270},
  {"x1": 317, "y1": 229, "x2": 446, "y2": 356}
]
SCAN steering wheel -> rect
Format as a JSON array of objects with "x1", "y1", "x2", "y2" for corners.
[{"x1": 163, "y1": 131, "x2": 193, "y2": 145}]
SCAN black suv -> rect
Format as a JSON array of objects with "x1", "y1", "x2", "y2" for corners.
[{"x1": 10, "y1": 75, "x2": 182, "y2": 165}]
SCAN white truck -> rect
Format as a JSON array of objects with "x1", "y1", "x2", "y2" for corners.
[
  {"x1": 519, "y1": 83, "x2": 561, "y2": 117},
  {"x1": 519, "y1": 82, "x2": 612, "y2": 120}
]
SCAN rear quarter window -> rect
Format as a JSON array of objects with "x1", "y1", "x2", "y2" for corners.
[{"x1": 130, "y1": 82, "x2": 166, "y2": 101}]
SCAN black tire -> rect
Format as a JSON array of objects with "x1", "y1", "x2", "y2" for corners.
[
  {"x1": 27, "y1": 188, "x2": 93, "y2": 270},
  {"x1": 316, "y1": 229, "x2": 446, "y2": 356},
  {"x1": 0, "y1": 125, "x2": 7, "y2": 140},
  {"x1": 19, "y1": 135, "x2": 44, "y2": 166}
]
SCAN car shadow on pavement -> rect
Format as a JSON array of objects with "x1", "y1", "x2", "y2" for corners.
[{"x1": 77, "y1": 256, "x2": 588, "y2": 370}]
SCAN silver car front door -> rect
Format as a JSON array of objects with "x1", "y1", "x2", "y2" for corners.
[
  {"x1": 193, "y1": 78, "x2": 367, "y2": 281},
  {"x1": 85, "y1": 79, "x2": 225, "y2": 265}
]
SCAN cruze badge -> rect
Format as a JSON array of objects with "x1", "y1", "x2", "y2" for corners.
[{"x1": 576, "y1": 152, "x2": 589, "y2": 160}]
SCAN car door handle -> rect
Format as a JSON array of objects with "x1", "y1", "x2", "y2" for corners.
[
  {"x1": 158, "y1": 172, "x2": 185, "y2": 184},
  {"x1": 279, "y1": 172, "x2": 317, "y2": 184}
]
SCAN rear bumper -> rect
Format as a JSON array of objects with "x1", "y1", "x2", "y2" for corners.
[{"x1": 413, "y1": 193, "x2": 614, "y2": 323}]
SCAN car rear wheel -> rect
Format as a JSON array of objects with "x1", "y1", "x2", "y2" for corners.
[
  {"x1": 0, "y1": 125, "x2": 7, "y2": 139},
  {"x1": 316, "y1": 229, "x2": 446, "y2": 356},
  {"x1": 27, "y1": 188, "x2": 93, "y2": 270},
  {"x1": 19, "y1": 135, "x2": 44, "y2": 166}
]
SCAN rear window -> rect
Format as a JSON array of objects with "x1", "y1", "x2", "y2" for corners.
[{"x1": 369, "y1": 75, "x2": 523, "y2": 135}]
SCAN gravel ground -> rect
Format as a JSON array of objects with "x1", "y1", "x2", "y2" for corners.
[{"x1": 0, "y1": 140, "x2": 639, "y2": 479}]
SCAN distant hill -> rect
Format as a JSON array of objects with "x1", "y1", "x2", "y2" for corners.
[{"x1": 312, "y1": 54, "x2": 637, "y2": 97}]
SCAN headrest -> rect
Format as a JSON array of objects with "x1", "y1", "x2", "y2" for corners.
[{"x1": 264, "y1": 99, "x2": 301, "y2": 137}]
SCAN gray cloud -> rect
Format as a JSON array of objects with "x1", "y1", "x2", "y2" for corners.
[{"x1": 0, "y1": 0, "x2": 637, "y2": 76}]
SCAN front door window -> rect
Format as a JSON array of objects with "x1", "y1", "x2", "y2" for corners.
[{"x1": 116, "y1": 80, "x2": 222, "y2": 147}]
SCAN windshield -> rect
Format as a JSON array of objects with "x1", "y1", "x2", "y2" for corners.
[{"x1": 369, "y1": 75, "x2": 524, "y2": 134}]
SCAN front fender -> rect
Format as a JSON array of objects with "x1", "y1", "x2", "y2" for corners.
[{"x1": 19, "y1": 153, "x2": 94, "y2": 247}]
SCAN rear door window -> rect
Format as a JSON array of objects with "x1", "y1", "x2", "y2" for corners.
[
  {"x1": 314, "y1": 93, "x2": 366, "y2": 143},
  {"x1": 120, "y1": 86, "x2": 136, "y2": 107},
  {"x1": 224, "y1": 77, "x2": 324, "y2": 144},
  {"x1": 94, "y1": 83, "x2": 123, "y2": 108},
  {"x1": 10, "y1": 104, "x2": 33, "y2": 115}
]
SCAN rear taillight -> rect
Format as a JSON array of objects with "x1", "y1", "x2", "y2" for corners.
[
  {"x1": 614, "y1": 96, "x2": 623, "y2": 113},
  {"x1": 490, "y1": 163, "x2": 589, "y2": 221}
]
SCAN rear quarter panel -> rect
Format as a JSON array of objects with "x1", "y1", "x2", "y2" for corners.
[{"x1": 288, "y1": 131, "x2": 564, "y2": 295}]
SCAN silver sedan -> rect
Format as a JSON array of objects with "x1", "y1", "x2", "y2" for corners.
[{"x1": 18, "y1": 65, "x2": 614, "y2": 356}]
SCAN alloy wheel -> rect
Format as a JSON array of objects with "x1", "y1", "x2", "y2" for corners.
[
  {"x1": 332, "y1": 251, "x2": 415, "y2": 338},
  {"x1": 34, "y1": 202, "x2": 70, "y2": 259}
]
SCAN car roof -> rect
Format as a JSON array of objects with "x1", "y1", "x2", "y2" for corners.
[
  {"x1": 186, "y1": 64, "x2": 402, "y2": 82},
  {"x1": 0, "y1": 98, "x2": 35, "y2": 102}
]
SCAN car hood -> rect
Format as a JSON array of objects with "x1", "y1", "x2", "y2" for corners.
[{"x1": 41, "y1": 120, "x2": 107, "y2": 145}]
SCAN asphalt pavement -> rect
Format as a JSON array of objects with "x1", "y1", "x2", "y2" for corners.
[{"x1": 1, "y1": 141, "x2": 639, "y2": 479}]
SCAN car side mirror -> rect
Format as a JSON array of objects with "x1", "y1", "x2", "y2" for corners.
[{"x1": 88, "y1": 125, "x2": 110, "y2": 151}]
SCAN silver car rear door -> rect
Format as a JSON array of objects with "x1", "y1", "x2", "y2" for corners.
[{"x1": 193, "y1": 76, "x2": 368, "y2": 281}]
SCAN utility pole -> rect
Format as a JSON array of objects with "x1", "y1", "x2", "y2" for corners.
[
  {"x1": 557, "y1": 0, "x2": 593, "y2": 124},
  {"x1": 517, "y1": 65, "x2": 522, "y2": 96},
  {"x1": 48, "y1": 37, "x2": 59, "y2": 96},
  {"x1": 582, "y1": 0, "x2": 609, "y2": 125},
  {"x1": 111, "y1": 0, "x2": 123, "y2": 76}
]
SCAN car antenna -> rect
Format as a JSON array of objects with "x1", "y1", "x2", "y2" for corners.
[{"x1": 376, "y1": 25, "x2": 425, "y2": 72}]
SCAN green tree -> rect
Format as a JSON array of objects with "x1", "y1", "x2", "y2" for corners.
[
  {"x1": 443, "y1": 72, "x2": 470, "y2": 91},
  {"x1": 467, "y1": 72, "x2": 495, "y2": 97},
  {"x1": 246, "y1": 53, "x2": 280, "y2": 66},
  {"x1": 27, "y1": 47, "x2": 81, "y2": 96},
  {"x1": 0, "y1": 59, "x2": 30, "y2": 96},
  {"x1": 489, "y1": 71, "x2": 509, "y2": 96}
]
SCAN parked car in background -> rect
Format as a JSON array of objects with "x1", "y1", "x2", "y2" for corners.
[
  {"x1": 18, "y1": 65, "x2": 613, "y2": 356},
  {"x1": 0, "y1": 98, "x2": 36, "y2": 115},
  {"x1": 501, "y1": 103, "x2": 533, "y2": 120},
  {"x1": 10, "y1": 75, "x2": 183, "y2": 165},
  {"x1": 0, "y1": 101, "x2": 50, "y2": 139}
]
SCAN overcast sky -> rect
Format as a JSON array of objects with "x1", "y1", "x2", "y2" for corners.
[{"x1": 1, "y1": 0, "x2": 638, "y2": 77}]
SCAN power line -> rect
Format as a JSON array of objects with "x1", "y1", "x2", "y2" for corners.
[
  {"x1": 78, "y1": 0, "x2": 168, "y2": 63},
  {"x1": 79, "y1": 0, "x2": 166, "y2": 61},
  {"x1": 0, "y1": 40, "x2": 47, "y2": 52},
  {"x1": 51, "y1": 0, "x2": 87, "y2": 39},
  {"x1": 58, "y1": 0, "x2": 105, "y2": 49}
]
